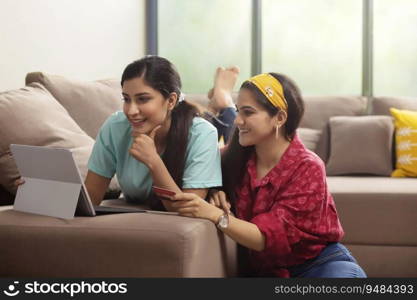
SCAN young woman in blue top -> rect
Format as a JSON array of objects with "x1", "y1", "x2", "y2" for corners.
[{"x1": 85, "y1": 56, "x2": 222, "y2": 210}]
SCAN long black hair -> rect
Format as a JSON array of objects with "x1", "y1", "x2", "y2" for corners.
[
  {"x1": 222, "y1": 73, "x2": 305, "y2": 209},
  {"x1": 121, "y1": 56, "x2": 198, "y2": 209}
]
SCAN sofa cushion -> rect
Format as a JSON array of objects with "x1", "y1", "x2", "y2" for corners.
[
  {"x1": 185, "y1": 92, "x2": 238, "y2": 108},
  {"x1": 345, "y1": 244, "x2": 417, "y2": 277},
  {"x1": 0, "y1": 203, "x2": 237, "y2": 277},
  {"x1": 371, "y1": 96, "x2": 417, "y2": 116},
  {"x1": 314, "y1": 122, "x2": 330, "y2": 163},
  {"x1": 300, "y1": 96, "x2": 367, "y2": 163},
  {"x1": 297, "y1": 128, "x2": 321, "y2": 152},
  {"x1": 0, "y1": 83, "x2": 95, "y2": 194},
  {"x1": 326, "y1": 116, "x2": 394, "y2": 176},
  {"x1": 26, "y1": 72, "x2": 122, "y2": 139},
  {"x1": 185, "y1": 93, "x2": 210, "y2": 108},
  {"x1": 390, "y1": 108, "x2": 417, "y2": 177},
  {"x1": 328, "y1": 176, "x2": 417, "y2": 246}
]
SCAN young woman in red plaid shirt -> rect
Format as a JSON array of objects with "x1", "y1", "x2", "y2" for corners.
[{"x1": 172, "y1": 72, "x2": 366, "y2": 278}]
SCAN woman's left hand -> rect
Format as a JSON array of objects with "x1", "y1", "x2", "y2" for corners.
[
  {"x1": 129, "y1": 125, "x2": 161, "y2": 167},
  {"x1": 171, "y1": 192, "x2": 223, "y2": 223}
]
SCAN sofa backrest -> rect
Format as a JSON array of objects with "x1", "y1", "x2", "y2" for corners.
[
  {"x1": 301, "y1": 96, "x2": 367, "y2": 130},
  {"x1": 185, "y1": 93, "x2": 368, "y2": 160},
  {"x1": 185, "y1": 93, "x2": 211, "y2": 107},
  {"x1": 371, "y1": 96, "x2": 417, "y2": 116}
]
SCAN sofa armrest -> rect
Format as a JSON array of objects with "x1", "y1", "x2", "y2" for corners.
[{"x1": 0, "y1": 206, "x2": 237, "y2": 277}]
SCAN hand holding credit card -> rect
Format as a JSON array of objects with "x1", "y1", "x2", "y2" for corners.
[{"x1": 152, "y1": 186, "x2": 177, "y2": 201}]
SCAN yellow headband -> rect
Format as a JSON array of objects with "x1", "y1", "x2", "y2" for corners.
[{"x1": 248, "y1": 73, "x2": 288, "y2": 111}]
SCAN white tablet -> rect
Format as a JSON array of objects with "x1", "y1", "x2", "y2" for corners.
[
  {"x1": 10, "y1": 144, "x2": 171, "y2": 219},
  {"x1": 10, "y1": 144, "x2": 95, "y2": 219}
]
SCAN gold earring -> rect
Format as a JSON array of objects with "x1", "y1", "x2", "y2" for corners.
[{"x1": 275, "y1": 125, "x2": 280, "y2": 139}]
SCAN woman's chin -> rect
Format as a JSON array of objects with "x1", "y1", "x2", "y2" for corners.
[
  {"x1": 238, "y1": 136, "x2": 253, "y2": 147},
  {"x1": 130, "y1": 124, "x2": 149, "y2": 134}
]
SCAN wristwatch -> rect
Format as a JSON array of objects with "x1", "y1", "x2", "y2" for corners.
[{"x1": 216, "y1": 212, "x2": 229, "y2": 230}]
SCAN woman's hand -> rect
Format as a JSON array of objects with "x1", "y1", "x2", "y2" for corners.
[
  {"x1": 129, "y1": 125, "x2": 161, "y2": 167},
  {"x1": 209, "y1": 190, "x2": 231, "y2": 214},
  {"x1": 171, "y1": 192, "x2": 224, "y2": 223}
]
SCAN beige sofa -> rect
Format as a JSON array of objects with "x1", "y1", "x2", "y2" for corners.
[{"x1": 0, "y1": 73, "x2": 416, "y2": 277}]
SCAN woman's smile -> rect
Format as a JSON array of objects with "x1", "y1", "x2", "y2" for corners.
[
  {"x1": 238, "y1": 128, "x2": 250, "y2": 135},
  {"x1": 129, "y1": 118, "x2": 147, "y2": 127}
]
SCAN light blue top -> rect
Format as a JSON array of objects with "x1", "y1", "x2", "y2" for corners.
[{"x1": 88, "y1": 111, "x2": 222, "y2": 203}]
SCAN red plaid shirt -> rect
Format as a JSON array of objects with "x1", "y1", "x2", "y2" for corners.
[{"x1": 235, "y1": 135, "x2": 344, "y2": 277}]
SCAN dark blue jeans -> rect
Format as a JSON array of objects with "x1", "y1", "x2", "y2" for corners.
[
  {"x1": 288, "y1": 243, "x2": 367, "y2": 278},
  {"x1": 205, "y1": 107, "x2": 237, "y2": 144}
]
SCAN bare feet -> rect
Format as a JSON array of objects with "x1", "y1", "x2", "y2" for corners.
[{"x1": 208, "y1": 66, "x2": 239, "y2": 113}]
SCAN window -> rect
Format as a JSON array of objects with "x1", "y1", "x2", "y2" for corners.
[
  {"x1": 262, "y1": 0, "x2": 362, "y2": 95},
  {"x1": 155, "y1": 0, "x2": 417, "y2": 97},
  {"x1": 158, "y1": 0, "x2": 251, "y2": 93},
  {"x1": 374, "y1": 0, "x2": 417, "y2": 96}
]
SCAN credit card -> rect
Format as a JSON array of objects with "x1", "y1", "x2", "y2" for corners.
[{"x1": 152, "y1": 186, "x2": 176, "y2": 201}]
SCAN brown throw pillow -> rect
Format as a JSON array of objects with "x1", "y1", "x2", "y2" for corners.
[
  {"x1": 326, "y1": 116, "x2": 394, "y2": 176},
  {"x1": 0, "y1": 83, "x2": 95, "y2": 194},
  {"x1": 26, "y1": 72, "x2": 122, "y2": 139},
  {"x1": 297, "y1": 128, "x2": 321, "y2": 152}
]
